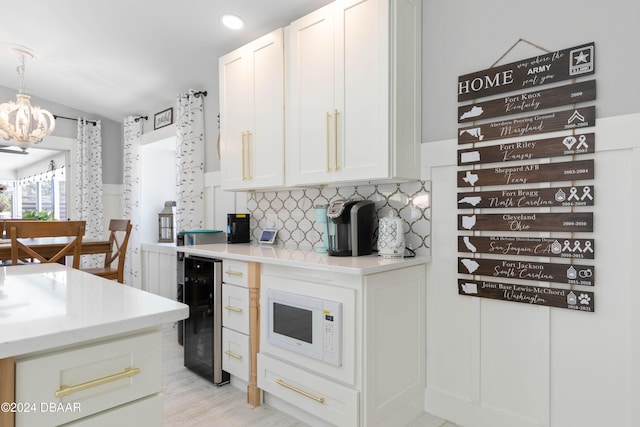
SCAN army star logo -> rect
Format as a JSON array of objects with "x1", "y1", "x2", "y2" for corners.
[{"x1": 569, "y1": 46, "x2": 594, "y2": 76}]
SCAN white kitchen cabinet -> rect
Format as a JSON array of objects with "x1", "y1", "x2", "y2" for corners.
[
  {"x1": 258, "y1": 263, "x2": 426, "y2": 427},
  {"x1": 222, "y1": 259, "x2": 249, "y2": 287},
  {"x1": 222, "y1": 282, "x2": 250, "y2": 335},
  {"x1": 62, "y1": 395, "x2": 161, "y2": 426},
  {"x1": 222, "y1": 327, "x2": 250, "y2": 382},
  {"x1": 15, "y1": 331, "x2": 162, "y2": 427},
  {"x1": 286, "y1": 0, "x2": 422, "y2": 186},
  {"x1": 141, "y1": 243, "x2": 177, "y2": 298},
  {"x1": 221, "y1": 260, "x2": 252, "y2": 385},
  {"x1": 258, "y1": 353, "x2": 359, "y2": 427},
  {"x1": 219, "y1": 28, "x2": 285, "y2": 191},
  {"x1": 222, "y1": 280, "x2": 251, "y2": 382}
]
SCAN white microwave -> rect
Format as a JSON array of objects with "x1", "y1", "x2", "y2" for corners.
[{"x1": 266, "y1": 288, "x2": 342, "y2": 366}]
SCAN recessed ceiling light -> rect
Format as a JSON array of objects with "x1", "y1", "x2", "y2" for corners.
[{"x1": 221, "y1": 14, "x2": 244, "y2": 30}]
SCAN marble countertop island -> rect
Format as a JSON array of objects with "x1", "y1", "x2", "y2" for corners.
[{"x1": 0, "y1": 264, "x2": 189, "y2": 359}]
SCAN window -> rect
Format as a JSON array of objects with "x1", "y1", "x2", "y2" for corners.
[
  {"x1": 1, "y1": 167, "x2": 67, "y2": 220},
  {"x1": 0, "y1": 182, "x2": 13, "y2": 219}
]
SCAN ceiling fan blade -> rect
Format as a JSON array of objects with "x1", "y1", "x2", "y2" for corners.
[{"x1": 0, "y1": 147, "x2": 28, "y2": 155}]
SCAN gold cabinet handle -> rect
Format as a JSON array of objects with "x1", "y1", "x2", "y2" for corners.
[
  {"x1": 55, "y1": 367, "x2": 140, "y2": 398},
  {"x1": 225, "y1": 269, "x2": 243, "y2": 276},
  {"x1": 326, "y1": 112, "x2": 331, "y2": 172},
  {"x1": 246, "y1": 131, "x2": 252, "y2": 180},
  {"x1": 241, "y1": 131, "x2": 247, "y2": 180},
  {"x1": 224, "y1": 350, "x2": 242, "y2": 360},
  {"x1": 224, "y1": 305, "x2": 243, "y2": 313},
  {"x1": 275, "y1": 379, "x2": 325, "y2": 403},
  {"x1": 334, "y1": 109, "x2": 339, "y2": 171}
]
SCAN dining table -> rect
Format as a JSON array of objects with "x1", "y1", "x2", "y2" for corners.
[{"x1": 0, "y1": 237, "x2": 111, "y2": 263}]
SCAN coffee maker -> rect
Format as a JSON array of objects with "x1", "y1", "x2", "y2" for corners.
[{"x1": 326, "y1": 199, "x2": 375, "y2": 256}]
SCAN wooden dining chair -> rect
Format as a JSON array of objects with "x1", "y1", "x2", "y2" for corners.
[
  {"x1": 82, "y1": 219, "x2": 132, "y2": 283},
  {"x1": 6, "y1": 220, "x2": 86, "y2": 269}
]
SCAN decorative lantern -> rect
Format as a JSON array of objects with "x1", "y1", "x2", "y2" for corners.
[{"x1": 158, "y1": 200, "x2": 176, "y2": 243}]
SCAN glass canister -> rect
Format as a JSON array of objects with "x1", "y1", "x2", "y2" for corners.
[{"x1": 314, "y1": 203, "x2": 329, "y2": 252}]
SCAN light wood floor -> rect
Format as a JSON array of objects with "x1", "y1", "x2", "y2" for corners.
[
  {"x1": 161, "y1": 323, "x2": 306, "y2": 426},
  {"x1": 161, "y1": 323, "x2": 458, "y2": 427}
]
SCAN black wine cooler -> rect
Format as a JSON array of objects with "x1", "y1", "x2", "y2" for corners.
[{"x1": 183, "y1": 256, "x2": 229, "y2": 385}]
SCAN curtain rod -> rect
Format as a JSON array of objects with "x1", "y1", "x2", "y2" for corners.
[{"x1": 53, "y1": 115, "x2": 98, "y2": 126}]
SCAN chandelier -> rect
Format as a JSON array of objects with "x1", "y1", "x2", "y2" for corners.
[{"x1": 0, "y1": 47, "x2": 55, "y2": 146}]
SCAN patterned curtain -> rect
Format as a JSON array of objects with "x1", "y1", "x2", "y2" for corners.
[
  {"x1": 175, "y1": 90, "x2": 205, "y2": 232},
  {"x1": 122, "y1": 116, "x2": 143, "y2": 288},
  {"x1": 75, "y1": 117, "x2": 103, "y2": 268}
]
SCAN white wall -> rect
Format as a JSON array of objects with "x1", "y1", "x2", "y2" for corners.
[
  {"x1": 422, "y1": 114, "x2": 639, "y2": 427},
  {"x1": 205, "y1": 171, "x2": 247, "y2": 231},
  {"x1": 421, "y1": 2, "x2": 640, "y2": 426},
  {"x1": 422, "y1": 0, "x2": 640, "y2": 143},
  {"x1": 138, "y1": 124, "x2": 244, "y2": 237},
  {"x1": 140, "y1": 136, "x2": 177, "y2": 243},
  {"x1": 0, "y1": 86, "x2": 123, "y2": 184}
]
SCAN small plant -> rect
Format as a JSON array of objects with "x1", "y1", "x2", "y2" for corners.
[
  {"x1": 0, "y1": 193, "x2": 10, "y2": 213},
  {"x1": 22, "y1": 210, "x2": 54, "y2": 221}
]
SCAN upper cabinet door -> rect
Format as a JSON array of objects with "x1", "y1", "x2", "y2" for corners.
[
  {"x1": 220, "y1": 29, "x2": 284, "y2": 191},
  {"x1": 335, "y1": 0, "x2": 390, "y2": 182},
  {"x1": 220, "y1": 48, "x2": 250, "y2": 189},
  {"x1": 286, "y1": 3, "x2": 336, "y2": 185},
  {"x1": 287, "y1": 0, "x2": 421, "y2": 187}
]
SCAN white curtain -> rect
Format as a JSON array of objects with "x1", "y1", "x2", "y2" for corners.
[
  {"x1": 175, "y1": 90, "x2": 206, "y2": 232},
  {"x1": 74, "y1": 117, "x2": 103, "y2": 268},
  {"x1": 122, "y1": 116, "x2": 143, "y2": 288}
]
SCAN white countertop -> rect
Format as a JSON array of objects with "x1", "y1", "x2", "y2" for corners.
[
  {"x1": 0, "y1": 264, "x2": 189, "y2": 359},
  {"x1": 177, "y1": 243, "x2": 430, "y2": 275}
]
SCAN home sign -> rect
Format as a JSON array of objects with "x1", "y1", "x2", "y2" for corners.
[{"x1": 456, "y1": 40, "x2": 596, "y2": 312}]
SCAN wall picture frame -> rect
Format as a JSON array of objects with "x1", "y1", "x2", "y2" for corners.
[{"x1": 154, "y1": 107, "x2": 173, "y2": 130}]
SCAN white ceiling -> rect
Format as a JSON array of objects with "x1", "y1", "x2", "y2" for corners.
[
  {"x1": 0, "y1": 0, "x2": 333, "y2": 123},
  {"x1": 0, "y1": 0, "x2": 333, "y2": 171}
]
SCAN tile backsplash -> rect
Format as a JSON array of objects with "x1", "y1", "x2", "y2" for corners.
[{"x1": 246, "y1": 181, "x2": 431, "y2": 256}]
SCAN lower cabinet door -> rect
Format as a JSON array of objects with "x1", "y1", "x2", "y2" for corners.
[
  {"x1": 222, "y1": 283, "x2": 250, "y2": 335},
  {"x1": 257, "y1": 353, "x2": 359, "y2": 427},
  {"x1": 15, "y1": 331, "x2": 162, "y2": 427},
  {"x1": 222, "y1": 327, "x2": 250, "y2": 382},
  {"x1": 61, "y1": 394, "x2": 161, "y2": 426}
]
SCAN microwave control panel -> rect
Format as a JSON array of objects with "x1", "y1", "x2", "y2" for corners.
[{"x1": 322, "y1": 300, "x2": 342, "y2": 366}]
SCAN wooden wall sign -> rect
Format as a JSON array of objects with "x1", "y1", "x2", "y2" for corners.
[
  {"x1": 458, "y1": 133, "x2": 595, "y2": 166},
  {"x1": 456, "y1": 42, "x2": 597, "y2": 313},
  {"x1": 458, "y1": 106, "x2": 595, "y2": 144},
  {"x1": 458, "y1": 236, "x2": 595, "y2": 259},
  {"x1": 458, "y1": 257, "x2": 594, "y2": 286},
  {"x1": 458, "y1": 42, "x2": 595, "y2": 102},
  {"x1": 457, "y1": 185, "x2": 595, "y2": 209},
  {"x1": 459, "y1": 80, "x2": 596, "y2": 123},
  {"x1": 458, "y1": 159, "x2": 594, "y2": 188},
  {"x1": 458, "y1": 212, "x2": 593, "y2": 232},
  {"x1": 458, "y1": 279, "x2": 595, "y2": 312}
]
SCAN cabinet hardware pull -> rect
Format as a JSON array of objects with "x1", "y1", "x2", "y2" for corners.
[
  {"x1": 326, "y1": 111, "x2": 331, "y2": 172},
  {"x1": 241, "y1": 131, "x2": 247, "y2": 180},
  {"x1": 334, "y1": 109, "x2": 339, "y2": 170},
  {"x1": 275, "y1": 379, "x2": 325, "y2": 404},
  {"x1": 224, "y1": 305, "x2": 243, "y2": 313},
  {"x1": 224, "y1": 350, "x2": 242, "y2": 360},
  {"x1": 225, "y1": 269, "x2": 243, "y2": 276},
  {"x1": 246, "y1": 131, "x2": 253, "y2": 180},
  {"x1": 55, "y1": 367, "x2": 140, "y2": 398}
]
